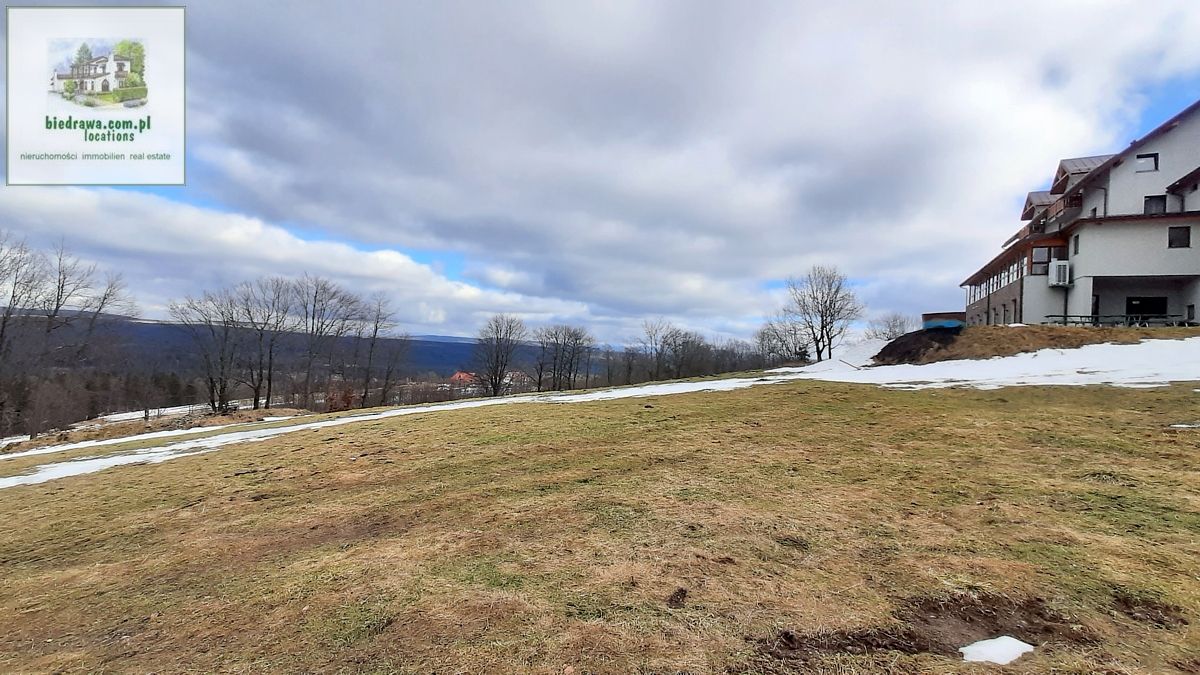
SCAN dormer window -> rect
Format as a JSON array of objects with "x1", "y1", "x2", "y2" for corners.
[{"x1": 1135, "y1": 153, "x2": 1159, "y2": 172}]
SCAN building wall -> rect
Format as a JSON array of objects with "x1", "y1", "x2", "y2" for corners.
[
  {"x1": 1070, "y1": 219, "x2": 1200, "y2": 279},
  {"x1": 966, "y1": 278, "x2": 1022, "y2": 325},
  {"x1": 1021, "y1": 277, "x2": 1064, "y2": 324},
  {"x1": 1066, "y1": 275, "x2": 1093, "y2": 317},
  {"x1": 1104, "y1": 110, "x2": 1200, "y2": 216}
]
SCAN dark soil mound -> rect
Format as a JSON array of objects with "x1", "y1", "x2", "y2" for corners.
[
  {"x1": 743, "y1": 594, "x2": 1091, "y2": 671},
  {"x1": 872, "y1": 327, "x2": 962, "y2": 365}
]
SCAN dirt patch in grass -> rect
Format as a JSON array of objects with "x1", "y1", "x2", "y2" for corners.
[
  {"x1": 1113, "y1": 588, "x2": 1189, "y2": 629},
  {"x1": 752, "y1": 594, "x2": 1089, "y2": 668},
  {"x1": 873, "y1": 324, "x2": 1200, "y2": 365},
  {"x1": 665, "y1": 587, "x2": 688, "y2": 608}
]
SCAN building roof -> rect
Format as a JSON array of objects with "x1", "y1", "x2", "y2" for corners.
[
  {"x1": 1059, "y1": 155, "x2": 1112, "y2": 174},
  {"x1": 1167, "y1": 164, "x2": 1200, "y2": 194},
  {"x1": 1050, "y1": 155, "x2": 1115, "y2": 194},
  {"x1": 1020, "y1": 190, "x2": 1056, "y2": 220},
  {"x1": 960, "y1": 234, "x2": 1068, "y2": 287}
]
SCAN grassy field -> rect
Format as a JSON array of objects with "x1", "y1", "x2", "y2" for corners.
[{"x1": 0, "y1": 380, "x2": 1198, "y2": 673}]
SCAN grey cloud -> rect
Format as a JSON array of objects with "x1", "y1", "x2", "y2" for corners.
[{"x1": 5, "y1": 0, "x2": 1200, "y2": 340}]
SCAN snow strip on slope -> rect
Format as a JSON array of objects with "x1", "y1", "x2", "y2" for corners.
[
  {"x1": 774, "y1": 336, "x2": 1200, "y2": 390},
  {"x1": 2, "y1": 337, "x2": 1197, "y2": 489},
  {"x1": 0, "y1": 424, "x2": 237, "y2": 462}
]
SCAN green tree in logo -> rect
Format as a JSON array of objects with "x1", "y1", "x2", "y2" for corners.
[
  {"x1": 73, "y1": 42, "x2": 92, "y2": 69},
  {"x1": 113, "y1": 39, "x2": 145, "y2": 77}
]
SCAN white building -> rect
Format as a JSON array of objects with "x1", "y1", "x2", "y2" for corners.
[
  {"x1": 964, "y1": 99, "x2": 1200, "y2": 326},
  {"x1": 50, "y1": 52, "x2": 132, "y2": 94}
]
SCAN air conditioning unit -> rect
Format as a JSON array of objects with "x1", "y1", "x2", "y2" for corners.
[{"x1": 1048, "y1": 260, "x2": 1072, "y2": 287}]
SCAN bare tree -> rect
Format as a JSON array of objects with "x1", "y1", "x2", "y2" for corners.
[
  {"x1": 170, "y1": 289, "x2": 242, "y2": 413},
  {"x1": 76, "y1": 272, "x2": 133, "y2": 360},
  {"x1": 374, "y1": 332, "x2": 410, "y2": 407},
  {"x1": 292, "y1": 274, "x2": 362, "y2": 408},
  {"x1": 358, "y1": 292, "x2": 396, "y2": 408},
  {"x1": 0, "y1": 235, "x2": 44, "y2": 373},
  {"x1": 663, "y1": 327, "x2": 707, "y2": 379},
  {"x1": 235, "y1": 277, "x2": 295, "y2": 409},
  {"x1": 0, "y1": 237, "x2": 136, "y2": 435},
  {"x1": 531, "y1": 324, "x2": 595, "y2": 391},
  {"x1": 35, "y1": 241, "x2": 96, "y2": 356},
  {"x1": 756, "y1": 312, "x2": 810, "y2": 365},
  {"x1": 639, "y1": 318, "x2": 673, "y2": 381},
  {"x1": 864, "y1": 312, "x2": 918, "y2": 341},
  {"x1": 784, "y1": 265, "x2": 862, "y2": 361},
  {"x1": 472, "y1": 314, "x2": 527, "y2": 397}
]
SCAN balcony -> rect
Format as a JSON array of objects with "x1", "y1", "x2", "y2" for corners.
[{"x1": 1044, "y1": 196, "x2": 1083, "y2": 232}]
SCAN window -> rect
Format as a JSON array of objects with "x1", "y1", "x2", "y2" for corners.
[
  {"x1": 1145, "y1": 195, "x2": 1167, "y2": 215},
  {"x1": 1168, "y1": 225, "x2": 1191, "y2": 248},
  {"x1": 1135, "y1": 153, "x2": 1159, "y2": 172},
  {"x1": 1188, "y1": 305, "x2": 1196, "y2": 323},
  {"x1": 1072, "y1": 234, "x2": 1080, "y2": 255}
]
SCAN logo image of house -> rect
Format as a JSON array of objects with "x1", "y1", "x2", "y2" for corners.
[
  {"x1": 47, "y1": 39, "x2": 147, "y2": 107},
  {"x1": 962, "y1": 98, "x2": 1200, "y2": 327},
  {"x1": 50, "y1": 52, "x2": 131, "y2": 94}
]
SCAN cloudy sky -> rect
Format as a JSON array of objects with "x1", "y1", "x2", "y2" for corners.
[{"x1": 4, "y1": 1, "x2": 1200, "y2": 342}]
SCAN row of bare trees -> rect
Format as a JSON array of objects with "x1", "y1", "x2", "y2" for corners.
[
  {"x1": 2, "y1": 235, "x2": 917, "y2": 430},
  {"x1": 472, "y1": 314, "x2": 764, "y2": 396},
  {"x1": 169, "y1": 274, "x2": 408, "y2": 413},
  {"x1": 0, "y1": 234, "x2": 134, "y2": 436}
]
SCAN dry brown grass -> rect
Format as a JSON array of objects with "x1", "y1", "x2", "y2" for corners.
[
  {"x1": 911, "y1": 325, "x2": 1200, "y2": 364},
  {"x1": 0, "y1": 381, "x2": 1198, "y2": 673}
]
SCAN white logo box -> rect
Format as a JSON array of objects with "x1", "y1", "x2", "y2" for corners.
[{"x1": 7, "y1": 6, "x2": 185, "y2": 185}]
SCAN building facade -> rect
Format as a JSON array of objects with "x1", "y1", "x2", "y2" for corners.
[
  {"x1": 963, "y1": 100, "x2": 1200, "y2": 326},
  {"x1": 50, "y1": 53, "x2": 131, "y2": 94}
]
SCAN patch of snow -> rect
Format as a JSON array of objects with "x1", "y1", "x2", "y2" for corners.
[
  {"x1": 0, "y1": 424, "x2": 235, "y2": 462},
  {"x1": 959, "y1": 635, "x2": 1034, "y2": 665},
  {"x1": 100, "y1": 403, "x2": 206, "y2": 423},
  {"x1": 768, "y1": 339, "x2": 888, "y2": 374},
  {"x1": 1170, "y1": 423, "x2": 1200, "y2": 429},
  {"x1": 1006, "y1": 323, "x2": 1027, "y2": 327},
  {"x1": 0, "y1": 434, "x2": 30, "y2": 447},
  {"x1": 261, "y1": 416, "x2": 294, "y2": 422},
  {"x1": 782, "y1": 337, "x2": 1200, "y2": 390}
]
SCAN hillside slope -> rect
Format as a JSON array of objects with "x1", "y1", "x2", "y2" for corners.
[
  {"x1": 874, "y1": 325, "x2": 1200, "y2": 365},
  {"x1": 1, "y1": 379, "x2": 1198, "y2": 672}
]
